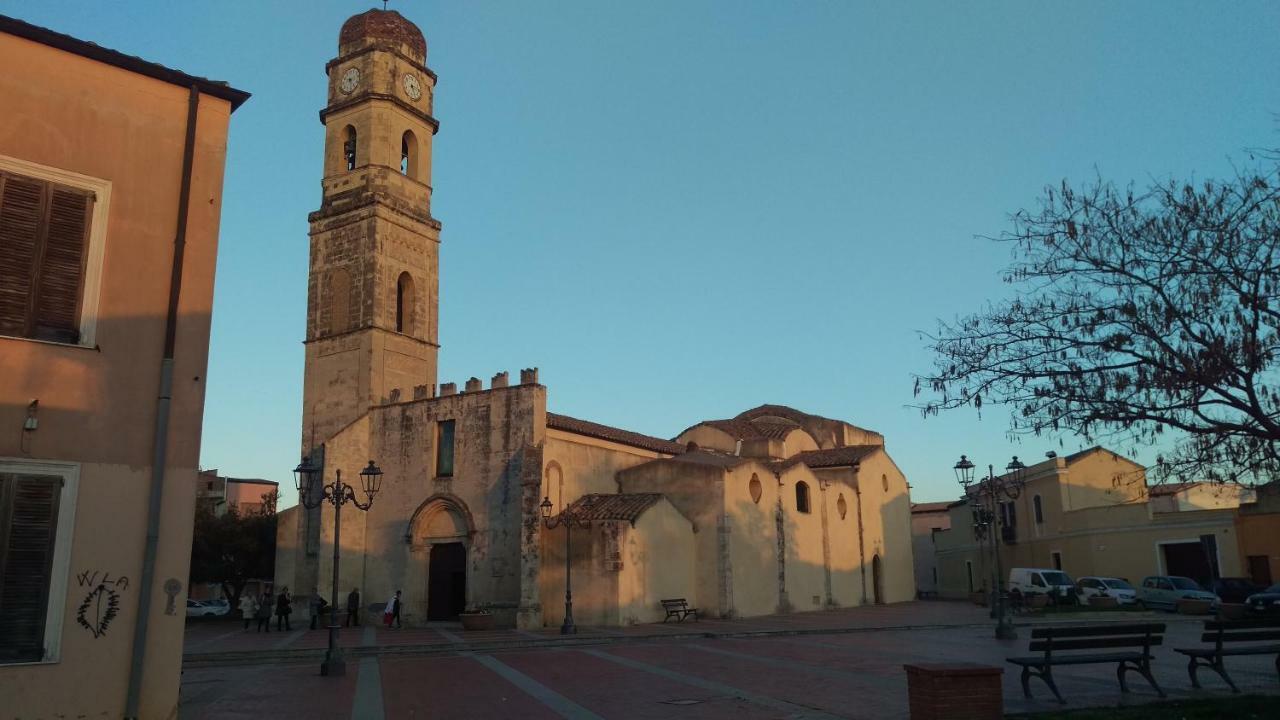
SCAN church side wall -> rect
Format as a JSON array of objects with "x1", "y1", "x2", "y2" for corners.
[
  {"x1": 851, "y1": 451, "x2": 916, "y2": 603},
  {"x1": 723, "y1": 464, "x2": 783, "y2": 618},
  {"x1": 312, "y1": 415, "x2": 372, "y2": 614},
  {"x1": 618, "y1": 463, "x2": 725, "y2": 616},
  {"x1": 619, "y1": 500, "x2": 696, "y2": 625},
  {"x1": 820, "y1": 471, "x2": 865, "y2": 607},
  {"x1": 543, "y1": 431, "x2": 665, "y2": 507}
]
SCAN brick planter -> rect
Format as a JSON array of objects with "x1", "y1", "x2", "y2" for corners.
[
  {"x1": 970, "y1": 591, "x2": 988, "y2": 607},
  {"x1": 904, "y1": 663, "x2": 1003, "y2": 720},
  {"x1": 1217, "y1": 603, "x2": 1248, "y2": 620},
  {"x1": 1088, "y1": 596, "x2": 1119, "y2": 609},
  {"x1": 1177, "y1": 598, "x2": 1213, "y2": 615}
]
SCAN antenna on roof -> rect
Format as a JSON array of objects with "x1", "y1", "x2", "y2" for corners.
[
  {"x1": 1045, "y1": 451, "x2": 1057, "y2": 459},
  {"x1": 383, "y1": 1, "x2": 389, "y2": 10}
]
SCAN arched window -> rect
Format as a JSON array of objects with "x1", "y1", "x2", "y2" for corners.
[
  {"x1": 1033, "y1": 494, "x2": 1044, "y2": 524},
  {"x1": 343, "y1": 125, "x2": 358, "y2": 171},
  {"x1": 795, "y1": 481, "x2": 811, "y2": 514},
  {"x1": 327, "y1": 268, "x2": 351, "y2": 335},
  {"x1": 401, "y1": 130, "x2": 418, "y2": 178},
  {"x1": 395, "y1": 272, "x2": 415, "y2": 334}
]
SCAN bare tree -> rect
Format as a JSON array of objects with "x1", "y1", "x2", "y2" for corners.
[{"x1": 916, "y1": 152, "x2": 1280, "y2": 485}]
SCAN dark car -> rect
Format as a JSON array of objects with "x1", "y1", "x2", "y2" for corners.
[
  {"x1": 1245, "y1": 583, "x2": 1280, "y2": 615},
  {"x1": 1210, "y1": 577, "x2": 1261, "y2": 604}
]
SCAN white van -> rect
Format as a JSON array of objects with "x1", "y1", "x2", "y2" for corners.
[{"x1": 1008, "y1": 568, "x2": 1076, "y2": 601}]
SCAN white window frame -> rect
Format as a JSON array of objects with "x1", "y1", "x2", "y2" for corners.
[
  {"x1": 0, "y1": 154, "x2": 112, "y2": 348},
  {"x1": 0, "y1": 457, "x2": 80, "y2": 665}
]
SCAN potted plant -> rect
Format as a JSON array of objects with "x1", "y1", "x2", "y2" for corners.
[
  {"x1": 459, "y1": 604, "x2": 495, "y2": 631},
  {"x1": 1217, "y1": 602, "x2": 1247, "y2": 621}
]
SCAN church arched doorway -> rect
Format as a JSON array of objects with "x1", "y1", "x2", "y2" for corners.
[
  {"x1": 428, "y1": 542, "x2": 466, "y2": 620},
  {"x1": 872, "y1": 554, "x2": 884, "y2": 605},
  {"x1": 407, "y1": 495, "x2": 474, "y2": 622}
]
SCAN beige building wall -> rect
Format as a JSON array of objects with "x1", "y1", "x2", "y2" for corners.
[
  {"x1": 542, "y1": 431, "x2": 665, "y2": 508},
  {"x1": 619, "y1": 501, "x2": 696, "y2": 624},
  {"x1": 0, "y1": 20, "x2": 242, "y2": 720}
]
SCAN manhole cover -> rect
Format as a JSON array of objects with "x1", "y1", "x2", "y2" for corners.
[{"x1": 660, "y1": 699, "x2": 703, "y2": 706}]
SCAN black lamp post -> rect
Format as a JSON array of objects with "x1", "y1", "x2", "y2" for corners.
[
  {"x1": 954, "y1": 454, "x2": 1027, "y2": 640},
  {"x1": 540, "y1": 495, "x2": 591, "y2": 634},
  {"x1": 294, "y1": 456, "x2": 383, "y2": 676}
]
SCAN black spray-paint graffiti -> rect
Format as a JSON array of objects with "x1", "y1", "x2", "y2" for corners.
[{"x1": 75, "y1": 570, "x2": 129, "y2": 638}]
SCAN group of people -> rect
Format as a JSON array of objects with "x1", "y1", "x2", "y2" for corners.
[{"x1": 235, "y1": 587, "x2": 405, "y2": 631}]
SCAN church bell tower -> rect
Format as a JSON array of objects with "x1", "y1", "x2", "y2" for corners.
[{"x1": 302, "y1": 8, "x2": 440, "y2": 450}]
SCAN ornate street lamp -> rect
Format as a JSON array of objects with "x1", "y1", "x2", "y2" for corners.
[
  {"x1": 294, "y1": 456, "x2": 383, "y2": 676},
  {"x1": 953, "y1": 454, "x2": 1027, "y2": 640},
  {"x1": 540, "y1": 495, "x2": 591, "y2": 634}
]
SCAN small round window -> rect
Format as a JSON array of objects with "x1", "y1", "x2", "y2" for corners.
[{"x1": 749, "y1": 474, "x2": 763, "y2": 504}]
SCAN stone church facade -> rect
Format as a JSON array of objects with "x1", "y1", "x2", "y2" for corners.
[{"x1": 277, "y1": 9, "x2": 915, "y2": 629}]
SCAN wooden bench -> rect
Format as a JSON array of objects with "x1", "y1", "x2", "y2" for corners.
[
  {"x1": 660, "y1": 598, "x2": 698, "y2": 623},
  {"x1": 1173, "y1": 617, "x2": 1280, "y2": 693},
  {"x1": 1006, "y1": 623, "x2": 1166, "y2": 703}
]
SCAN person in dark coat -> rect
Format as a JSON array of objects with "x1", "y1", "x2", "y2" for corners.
[
  {"x1": 255, "y1": 591, "x2": 273, "y2": 633},
  {"x1": 275, "y1": 586, "x2": 292, "y2": 631},
  {"x1": 309, "y1": 587, "x2": 328, "y2": 630},
  {"x1": 345, "y1": 587, "x2": 361, "y2": 627}
]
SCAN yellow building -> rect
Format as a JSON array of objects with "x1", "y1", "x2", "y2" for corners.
[
  {"x1": 933, "y1": 448, "x2": 1245, "y2": 598},
  {"x1": 0, "y1": 13, "x2": 246, "y2": 720},
  {"x1": 1236, "y1": 482, "x2": 1280, "y2": 587},
  {"x1": 276, "y1": 9, "x2": 915, "y2": 630}
]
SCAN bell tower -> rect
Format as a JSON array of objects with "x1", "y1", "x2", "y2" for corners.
[{"x1": 302, "y1": 8, "x2": 440, "y2": 450}]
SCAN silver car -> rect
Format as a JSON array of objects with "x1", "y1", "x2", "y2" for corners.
[
  {"x1": 1076, "y1": 576, "x2": 1139, "y2": 605},
  {"x1": 1137, "y1": 575, "x2": 1219, "y2": 611}
]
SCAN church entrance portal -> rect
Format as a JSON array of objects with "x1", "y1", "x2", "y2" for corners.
[
  {"x1": 428, "y1": 542, "x2": 467, "y2": 620},
  {"x1": 872, "y1": 554, "x2": 884, "y2": 604}
]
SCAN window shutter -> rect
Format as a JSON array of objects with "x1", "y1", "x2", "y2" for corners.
[
  {"x1": 33, "y1": 187, "x2": 92, "y2": 343},
  {"x1": 0, "y1": 474, "x2": 62, "y2": 663},
  {"x1": 0, "y1": 174, "x2": 46, "y2": 338}
]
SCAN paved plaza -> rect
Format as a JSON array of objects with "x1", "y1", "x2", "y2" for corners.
[{"x1": 179, "y1": 602, "x2": 1278, "y2": 719}]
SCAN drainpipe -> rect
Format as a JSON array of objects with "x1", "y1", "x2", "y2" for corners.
[
  {"x1": 124, "y1": 84, "x2": 200, "y2": 720},
  {"x1": 854, "y1": 463, "x2": 867, "y2": 605}
]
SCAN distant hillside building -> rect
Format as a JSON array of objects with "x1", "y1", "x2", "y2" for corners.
[
  {"x1": 276, "y1": 8, "x2": 915, "y2": 629},
  {"x1": 197, "y1": 469, "x2": 278, "y2": 516}
]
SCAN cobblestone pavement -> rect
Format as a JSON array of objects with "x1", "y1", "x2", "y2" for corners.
[{"x1": 180, "y1": 602, "x2": 1278, "y2": 719}]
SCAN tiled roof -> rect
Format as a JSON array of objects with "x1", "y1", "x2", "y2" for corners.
[
  {"x1": 563, "y1": 493, "x2": 663, "y2": 523},
  {"x1": 669, "y1": 450, "x2": 752, "y2": 468},
  {"x1": 749, "y1": 417, "x2": 801, "y2": 439},
  {"x1": 778, "y1": 446, "x2": 879, "y2": 470},
  {"x1": 0, "y1": 14, "x2": 250, "y2": 111},
  {"x1": 547, "y1": 413, "x2": 685, "y2": 455},
  {"x1": 911, "y1": 501, "x2": 953, "y2": 514}
]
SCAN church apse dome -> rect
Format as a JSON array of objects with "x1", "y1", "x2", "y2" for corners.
[{"x1": 339, "y1": 8, "x2": 426, "y2": 62}]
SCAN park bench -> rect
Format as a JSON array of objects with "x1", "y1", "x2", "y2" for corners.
[
  {"x1": 660, "y1": 598, "x2": 698, "y2": 623},
  {"x1": 1173, "y1": 617, "x2": 1280, "y2": 693},
  {"x1": 1006, "y1": 623, "x2": 1166, "y2": 704}
]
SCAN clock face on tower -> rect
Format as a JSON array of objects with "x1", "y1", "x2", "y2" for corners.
[
  {"x1": 402, "y1": 73, "x2": 422, "y2": 101},
  {"x1": 339, "y1": 67, "x2": 361, "y2": 94}
]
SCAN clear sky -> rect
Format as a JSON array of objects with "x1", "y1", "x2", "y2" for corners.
[{"x1": 5, "y1": 1, "x2": 1278, "y2": 508}]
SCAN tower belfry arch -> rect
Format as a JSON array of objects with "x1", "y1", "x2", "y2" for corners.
[{"x1": 301, "y1": 8, "x2": 442, "y2": 452}]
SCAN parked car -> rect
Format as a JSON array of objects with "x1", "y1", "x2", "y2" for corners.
[
  {"x1": 1075, "y1": 576, "x2": 1139, "y2": 605},
  {"x1": 185, "y1": 599, "x2": 229, "y2": 618},
  {"x1": 1008, "y1": 568, "x2": 1077, "y2": 604},
  {"x1": 1244, "y1": 583, "x2": 1280, "y2": 615},
  {"x1": 1209, "y1": 577, "x2": 1262, "y2": 604},
  {"x1": 1137, "y1": 576, "x2": 1219, "y2": 611}
]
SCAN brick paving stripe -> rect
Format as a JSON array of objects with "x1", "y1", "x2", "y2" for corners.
[{"x1": 469, "y1": 652, "x2": 606, "y2": 720}]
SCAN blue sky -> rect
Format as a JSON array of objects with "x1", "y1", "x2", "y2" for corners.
[{"x1": 6, "y1": 1, "x2": 1278, "y2": 507}]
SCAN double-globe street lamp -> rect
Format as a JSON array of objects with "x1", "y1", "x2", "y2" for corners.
[
  {"x1": 953, "y1": 454, "x2": 1026, "y2": 640},
  {"x1": 539, "y1": 496, "x2": 591, "y2": 635},
  {"x1": 293, "y1": 456, "x2": 384, "y2": 676}
]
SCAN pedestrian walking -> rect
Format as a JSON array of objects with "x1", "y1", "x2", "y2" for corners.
[
  {"x1": 383, "y1": 589, "x2": 403, "y2": 628},
  {"x1": 345, "y1": 587, "x2": 361, "y2": 627},
  {"x1": 239, "y1": 593, "x2": 257, "y2": 630},
  {"x1": 275, "y1": 586, "x2": 293, "y2": 631},
  {"x1": 255, "y1": 591, "x2": 273, "y2": 633},
  {"x1": 309, "y1": 587, "x2": 328, "y2": 630}
]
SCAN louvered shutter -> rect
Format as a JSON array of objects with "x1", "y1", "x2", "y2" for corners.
[
  {"x1": 0, "y1": 474, "x2": 62, "y2": 663},
  {"x1": 33, "y1": 187, "x2": 92, "y2": 343},
  {"x1": 0, "y1": 174, "x2": 46, "y2": 337}
]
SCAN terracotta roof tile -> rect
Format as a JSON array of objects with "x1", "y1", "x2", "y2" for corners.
[
  {"x1": 563, "y1": 493, "x2": 663, "y2": 524},
  {"x1": 1148, "y1": 481, "x2": 1202, "y2": 497},
  {"x1": 778, "y1": 445, "x2": 878, "y2": 470},
  {"x1": 547, "y1": 413, "x2": 684, "y2": 455},
  {"x1": 911, "y1": 501, "x2": 953, "y2": 514}
]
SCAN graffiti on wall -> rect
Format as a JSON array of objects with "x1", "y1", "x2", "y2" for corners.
[{"x1": 75, "y1": 570, "x2": 128, "y2": 638}]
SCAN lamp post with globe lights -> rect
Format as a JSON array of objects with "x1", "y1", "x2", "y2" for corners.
[
  {"x1": 954, "y1": 454, "x2": 1027, "y2": 640},
  {"x1": 293, "y1": 456, "x2": 383, "y2": 676}
]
